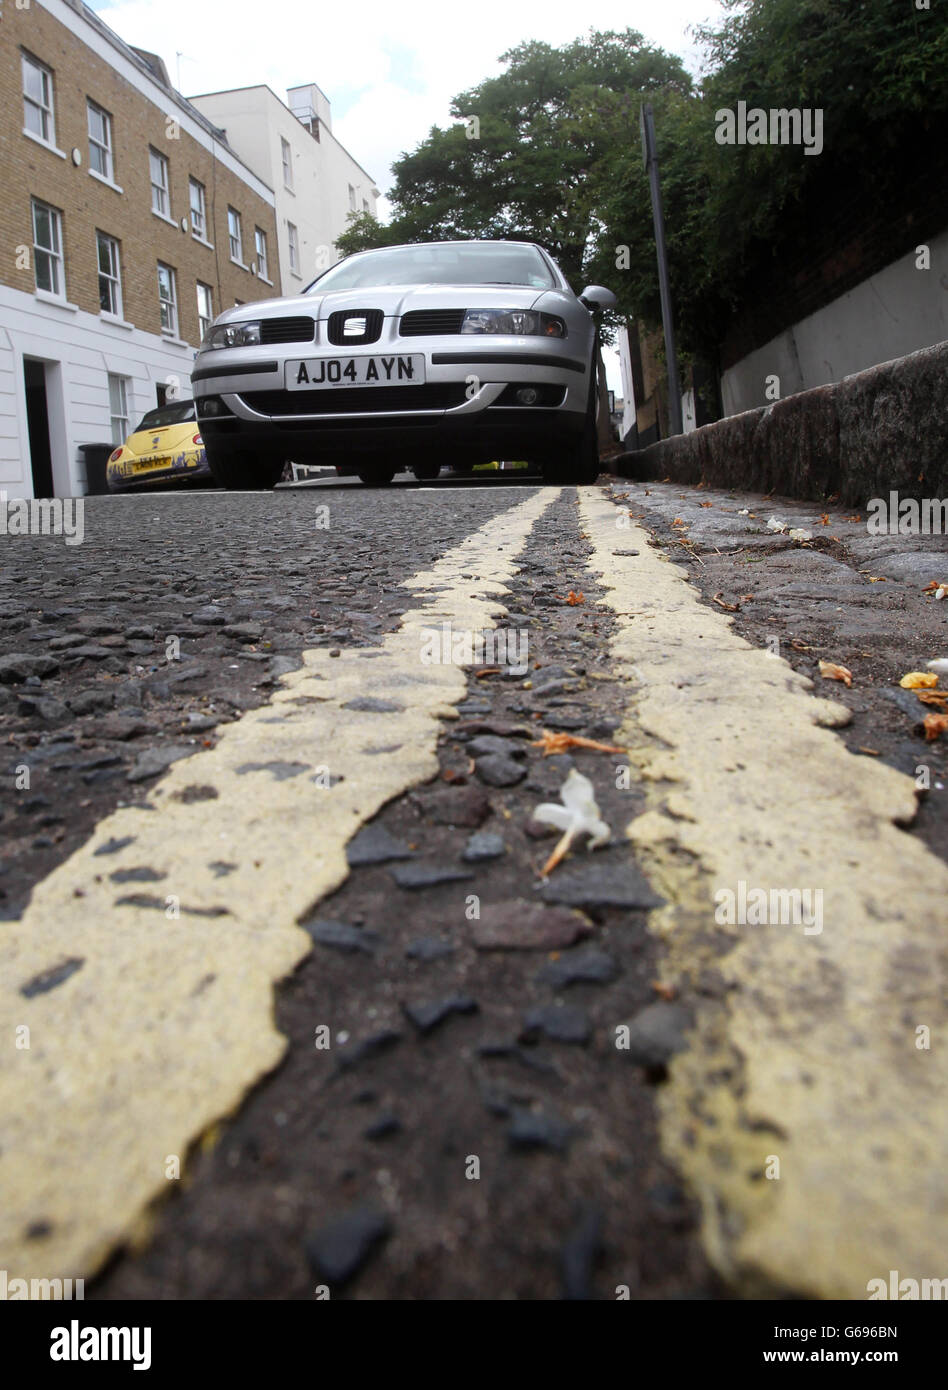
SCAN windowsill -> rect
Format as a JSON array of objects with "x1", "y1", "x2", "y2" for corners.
[
  {"x1": 192, "y1": 233, "x2": 214, "y2": 250},
  {"x1": 100, "y1": 312, "x2": 134, "y2": 331},
  {"x1": 284, "y1": 184, "x2": 295, "y2": 195},
  {"x1": 160, "y1": 333, "x2": 190, "y2": 349},
  {"x1": 258, "y1": 274, "x2": 274, "y2": 286},
  {"x1": 34, "y1": 289, "x2": 78, "y2": 311},
  {"x1": 152, "y1": 208, "x2": 177, "y2": 227},
  {"x1": 89, "y1": 168, "x2": 123, "y2": 194},
  {"x1": 289, "y1": 270, "x2": 302, "y2": 280},
  {"x1": 230, "y1": 257, "x2": 249, "y2": 271},
  {"x1": 23, "y1": 128, "x2": 67, "y2": 159}
]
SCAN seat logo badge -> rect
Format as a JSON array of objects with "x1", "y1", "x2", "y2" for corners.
[{"x1": 343, "y1": 316, "x2": 367, "y2": 337}]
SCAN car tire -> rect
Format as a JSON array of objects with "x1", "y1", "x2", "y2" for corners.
[
  {"x1": 357, "y1": 468, "x2": 397, "y2": 486},
  {"x1": 411, "y1": 464, "x2": 440, "y2": 481},
  {"x1": 541, "y1": 360, "x2": 601, "y2": 486},
  {"x1": 205, "y1": 442, "x2": 284, "y2": 490}
]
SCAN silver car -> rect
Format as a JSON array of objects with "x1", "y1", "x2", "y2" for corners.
[{"x1": 192, "y1": 240, "x2": 616, "y2": 489}]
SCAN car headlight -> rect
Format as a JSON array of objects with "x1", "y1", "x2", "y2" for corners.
[
  {"x1": 460, "y1": 309, "x2": 566, "y2": 338},
  {"x1": 203, "y1": 320, "x2": 263, "y2": 349}
]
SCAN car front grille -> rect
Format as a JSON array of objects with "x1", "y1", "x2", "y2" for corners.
[
  {"x1": 258, "y1": 316, "x2": 315, "y2": 344},
  {"x1": 239, "y1": 385, "x2": 468, "y2": 416},
  {"x1": 326, "y1": 309, "x2": 384, "y2": 346},
  {"x1": 399, "y1": 309, "x2": 466, "y2": 337}
]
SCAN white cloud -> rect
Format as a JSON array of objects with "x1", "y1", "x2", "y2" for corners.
[{"x1": 92, "y1": 0, "x2": 722, "y2": 203}]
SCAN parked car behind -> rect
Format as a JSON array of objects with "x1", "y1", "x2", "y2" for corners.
[
  {"x1": 192, "y1": 240, "x2": 615, "y2": 489},
  {"x1": 107, "y1": 400, "x2": 210, "y2": 492}
]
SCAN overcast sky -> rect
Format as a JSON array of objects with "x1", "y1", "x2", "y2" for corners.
[{"x1": 90, "y1": 0, "x2": 725, "y2": 393}]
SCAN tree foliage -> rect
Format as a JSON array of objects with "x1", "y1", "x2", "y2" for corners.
[{"x1": 337, "y1": 2, "x2": 948, "y2": 361}]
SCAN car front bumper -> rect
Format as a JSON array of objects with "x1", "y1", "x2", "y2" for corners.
[{"x1": 191, "y1": 336, "x2": 591, "y2": 464}]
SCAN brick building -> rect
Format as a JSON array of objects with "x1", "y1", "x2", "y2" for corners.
[{"x1": 0, "y1": 0, "x2": 280, "y2": 497}]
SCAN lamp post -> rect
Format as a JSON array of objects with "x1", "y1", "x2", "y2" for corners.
[{"x1": 640, "y1": 102, "x2": 683, "y2": 437}]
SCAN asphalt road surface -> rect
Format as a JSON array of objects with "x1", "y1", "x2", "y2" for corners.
[{"x1": 1, "y1": 472, "x2": 946, "y2": 1300}]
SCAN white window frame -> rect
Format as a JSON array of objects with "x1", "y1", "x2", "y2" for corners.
[
  {"x1": 196, "y1": 282, "x2": 213, "y2": 340},
  {"x1": 254, "y1": 227, "x2": 269, "y2": 281},
  {"x1": 157, "y1": 261, "x2": 178, "y2": 336},
  {"x1": 281, "y1": 136, "x2": 293, "y2": 190},
  {"x1": 96, "y1": 231, "x2": 122, "y2": 318},
  {"x1": 287, "y1": 221, "x2": 300, "y2": 275},
  {"x1": 189, "y1": 177, "x2": 207, "y2": 241},
  {"x1": 227, "y1": 207, "x2": 243, "y2": 264},
  {"x1": 108, "y1": 374, "x2": 129, "y2": 447},
  {"x1": 31, "y1": 198, "x2": 64, "y2": 298},
  {"x1": 87, "y1": 100, "x2": 113, "y2": 182},
  {"x1": 149, "y1": 147, "x2": 170, "y2": 218},
  {"x1": 22, "y1": 52, "x2": 55, "y2": 146},
  {"x1": 348, "y1": 184, "x2": 356, "y2": 211}
]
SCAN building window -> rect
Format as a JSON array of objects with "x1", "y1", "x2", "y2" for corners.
[
  {"x1": 196, "y1": 282, "x2": 213, "y2": 339},
  {"x1": 281, "y1": 136, "x2": 293, "y2": 189},
  {"x1": 227, "y1": 207, "x2": 243, "y2": 263},
  {"x1": 87, "y1": 101, "x2": 113, "y2": 181},
  {"x1": 149, "y1": 148, "x2": 170, "y2": 217},
  {"x1": 348, "y1": 184, "x2": 356, "y2": 211},
  {"x1": 254, "y1": 227, "x2": 269, "y2": 280},
  {"x1": 96, "y1": 232, "x2": 122, "y2": 316},
  {"x1": 31, "y1": 199, "x2": 64, "y2": 297},
  {"x1": 22, "y1": 52, "x2": 55, "y2": 145},
  {"x1": 287, "y1": 221, "x2": 299, "y2": 274},
  {"x1": 108, "y1": 374, "x2": 129, "y2": 447},
  {"x1": 189, "y1": 178, "x2": 207, "y2": 240},
  {"x1": 362, "y1": 199, "x2": 369, "y2": 213},
  {"x1": 157, "y1": 262, "x2": 177, "y2": 336}
]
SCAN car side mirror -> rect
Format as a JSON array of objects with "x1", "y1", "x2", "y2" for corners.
[{"x1": 579, "y1": 285, "x2": 617, "y2": 310}]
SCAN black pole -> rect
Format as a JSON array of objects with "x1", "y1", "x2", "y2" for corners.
[{"x1": 640, "y1": 102, "x2": 683, "y2": 436}]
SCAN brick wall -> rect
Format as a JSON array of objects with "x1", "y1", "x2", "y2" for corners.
[{"x1": 1, "y1": 1, "x2": 280, "y2": 346}]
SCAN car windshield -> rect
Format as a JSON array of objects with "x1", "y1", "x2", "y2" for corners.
[
  {"x1": 307, "y1": 243, "x2": 557, "y2": 292},
  {"x1": 136, "y1": 401, "x2": 196, "y2": 430}
]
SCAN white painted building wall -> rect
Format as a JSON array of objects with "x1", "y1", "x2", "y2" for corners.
[
  {"x1": 189, "y1": 85, "x2": 379, "y2": 294},
  {"x1": 0, "y1": 284, "x2": 196, "y2": 496},
  {"x1": 721, "y1": 230, "x2": 948, "y2": 415}
]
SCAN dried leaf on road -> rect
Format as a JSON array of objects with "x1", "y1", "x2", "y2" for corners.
[
  {"x1": 923, "y1": 713, "x2": 948, "y2": 742},
  {"x1": 554, "y1": 590, "x2": 585, "y2": 605},
  {"x1": 531, "y1": 730, "x2": 626, "y2": 756},
  {"x1": 819, "y1": 659, "x2": 853, "y2": 687},
  {"x1": 900, "y1": 671, "x2": 939, "y2": 689},
  {"x1": 651, "y1": 980, "x2": 678, "y2": 1001},
  {"x1": 916, "y1": 690, "x2": 948, "y2": 706},
  {"x1": 767, "y1": 517, "x2": 788, "y2": 533},
  {"x1": 711, "y1": 592, "x2": 740, "y2": 611}
]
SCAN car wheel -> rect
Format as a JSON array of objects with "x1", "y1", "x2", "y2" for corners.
[
  {"x1": 357, "y1": 468, "x2": 397, "y2": 486},
  {"x1": 411, "y1": 463, "x2": 440, "y2": 481},
  {"x1": 205, "y1": 441, "x2": 284, "y2": 490},
  {"x1": 541, "y1": 361, "x2": 601, "y2": 486}
]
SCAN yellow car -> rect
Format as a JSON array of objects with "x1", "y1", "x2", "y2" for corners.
[{"x1": 107, "y1": 399, "x2": 211, "y2": 491}]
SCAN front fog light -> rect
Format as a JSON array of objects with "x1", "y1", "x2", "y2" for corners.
[{"x1": 515, "y1": 387, "x2": 540, "y2": 405}]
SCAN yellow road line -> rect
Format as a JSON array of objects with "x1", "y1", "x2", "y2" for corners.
[
  {"x1": 581, "y1": 490, "x2": 948, "y2": 1298},
  {"x1": 0, "y1": 487, "x2": 558, "y2": 1283}
]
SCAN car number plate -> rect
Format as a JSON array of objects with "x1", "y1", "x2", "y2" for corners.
[{"x1": 285, "y1": 355, "x2": 426, "y2": 390}]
